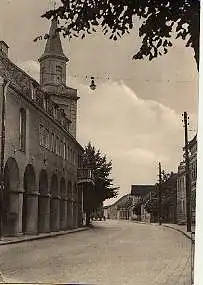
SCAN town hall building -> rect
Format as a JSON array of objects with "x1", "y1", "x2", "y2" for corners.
[{"x1": 0, "y1": 17, "x2": 93, "y2": 236}]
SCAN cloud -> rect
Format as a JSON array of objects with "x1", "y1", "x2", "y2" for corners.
[
  {"x1": 18, "y1": 58, "x2": 197, "y2": 207},
  {"x1": 75, "y1": 81, "x2": 191, "y2": 205},
  {"x1": 18, "y1": 60, "x2": 40, "y2": 82}
]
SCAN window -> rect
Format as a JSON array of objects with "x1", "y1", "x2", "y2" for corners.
[
  {"x1": 60, "y1": 140, "x2": 63, "y2": 157},
  {"x1": 53, "y1": 106, "x2": 57, "y2": 118},
  {"x1": 43, "y1": 97, "x2": 49, "y2": 111},
  {"x1": 31, "y1": 84, "x2": 36, "y2": 100},
  {"x1": 56, "y1": 66, "x2": 62, "y2": 82},
  {"x1": 63, "y1": 142, "x2": 67, "y2": 160},
  {"x1": 45, "y1": 128, "x2": 49, "y2": 149},
  {"x1": 67, "y1": 146, "x2": 70, "y2": 161},
  {"x1": 19, "y1": 108, "x2": 26, "y2": 152},
  {"x1": 73, "y1": 151, "x2": 76, "y2": 165},
  {"x1": 56, "y1": 136, "x2": 60, "y2": 155},
  {"x1": 50, "y1": 132, "x2": 55, "y2": 152},
  {"x1": 70, "y1": 148, "x2": 73, "y2": 163},
  {"x1": 39, "y1": 124, "x2": 44, "y2": 146}
]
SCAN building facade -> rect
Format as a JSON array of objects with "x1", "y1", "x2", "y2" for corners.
[
  {"x1": 176, "y1": 135, "x2": 197, "y2": 226},
  {"x1": 188, "y1": 135, "x2": 197, "y2": 225},
  {"x1": 0, "y1": 18, "x2": 92, "y2": 236}
]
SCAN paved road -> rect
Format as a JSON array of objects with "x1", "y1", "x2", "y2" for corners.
[{"x1": 0, "y1": 220, "x2": 191, "y2": 285}]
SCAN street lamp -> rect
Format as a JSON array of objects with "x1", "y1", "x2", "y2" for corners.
[
  {"x1": 0, "y1": 76, "x2": 10, "y2": 239},
  {"x1": 90, "y1": 76, "x2": 96, "y2": 90}
]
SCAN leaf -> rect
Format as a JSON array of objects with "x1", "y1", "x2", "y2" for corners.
[{"x1": 157, "y1": 39, "x2": 162, "y2": 48}]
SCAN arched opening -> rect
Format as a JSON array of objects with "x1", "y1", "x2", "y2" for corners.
[
  {"x1": 67, "y1": 180, "x2": 72, "y2": 228},
  {"x1": 60, "y1": 178, "x2": 67, "y2": 230},
  {"x1": 38, "y1": 170, "x2": 50, "y2": 233},
  {"x1": 4, "y1": 158, "x2": 20, "y2": 236},
  {"x1": 22, "y1": 164, "x2": 38, "y2": 234},
  {"x1": 50, "y1": 174, "x2": 59, "y2": 231}
]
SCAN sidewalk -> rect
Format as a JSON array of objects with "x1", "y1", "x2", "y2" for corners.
[
  {"x1": 0, "y1": 226, "x2": 89, "y2": 246},
  {"x1": 130, "y1": 219, "x2": 195, "y2": 242},
  {"x1": 162, "y1": 223, "x2": 195, "y2": 242}
]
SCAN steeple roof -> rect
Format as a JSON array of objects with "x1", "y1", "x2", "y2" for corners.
[{"x1": 39, "y1": 17, "x2": 68, "y2": 62}]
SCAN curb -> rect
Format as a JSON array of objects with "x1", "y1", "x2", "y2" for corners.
[
  {"x1": 162, "y1": 224, "x2": 195, "y2": 243},
  {"x1": 0, "y1": 227, "x2": 89, "y2": 246}
]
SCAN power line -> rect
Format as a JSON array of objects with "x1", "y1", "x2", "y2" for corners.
[{"x1": 41, "y1": 71, "x2": 196, "y2": 84}]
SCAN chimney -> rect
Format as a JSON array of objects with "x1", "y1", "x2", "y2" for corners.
[{"x1": 0, "y1": 41, "x2": 9, "y2": 57}]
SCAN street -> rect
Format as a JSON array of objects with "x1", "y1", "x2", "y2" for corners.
[{"x1": 0, "y1": 220, "x2": 191, "y2": 285}]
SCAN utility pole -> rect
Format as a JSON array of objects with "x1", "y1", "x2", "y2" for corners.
[
  {"x1": 183, "y1": 111, "x2": 191, "y2": 233},
  {"x1": 158, "y1": 162, "x2": 162, "y2": 225}
]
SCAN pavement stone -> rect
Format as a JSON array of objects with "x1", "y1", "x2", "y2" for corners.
[{"x1": 0, "y1": 220, "x2": 192, "y2": 284}]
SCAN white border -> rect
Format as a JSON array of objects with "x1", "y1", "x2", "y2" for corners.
[{"x1": 194, "y1": 0, "x2": 203, "y2": 284}]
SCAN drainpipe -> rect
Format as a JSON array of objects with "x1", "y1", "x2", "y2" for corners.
[{"x1": 0, "y1": 77, "x2": 10, "y2": 239}]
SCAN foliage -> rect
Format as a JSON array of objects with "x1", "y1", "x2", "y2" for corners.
[
  {"x1": 82, "y1": 142, "x2": 119, "y2": 212},
  {"x1": 144, "y1": 172, "x2": 177, "y2": 213},
  {"x1": 42, "y1": 0, "x2": 200, "y2": 68}
]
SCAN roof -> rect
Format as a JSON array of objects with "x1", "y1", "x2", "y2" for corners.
[
  {"x1": 131, "y1": 185, "x2": 155, "y2": 197},
  {"x1": 107, "y1": 194, "x2": 130, "y2": 208},
  {"x1": 39, "y1": 17, "x2": 68, "y2": 62}
]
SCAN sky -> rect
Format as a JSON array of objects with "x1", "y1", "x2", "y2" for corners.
[{"x1": 0, "y1": 0, "x2": 198, "y2": 206}]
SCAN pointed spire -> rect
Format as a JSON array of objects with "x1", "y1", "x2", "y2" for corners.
[{"x1": 39, "y1": 17, "x2": 68, "y2": 62}]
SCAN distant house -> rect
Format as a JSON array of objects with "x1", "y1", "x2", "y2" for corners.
[
  {"x1": 130, "y1": 185, "x2": 155, "y2": 222},
  {"x1": 105, "y1": 194, "x2": 132, "y2": 220}
]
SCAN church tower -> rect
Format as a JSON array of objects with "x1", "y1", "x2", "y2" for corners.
[
  {"x1": 39, "y1": 16, "x2": 68, "y2": 87},
  {"x1": 39, "y1": 17, "x2": 79, "y2": 138}
]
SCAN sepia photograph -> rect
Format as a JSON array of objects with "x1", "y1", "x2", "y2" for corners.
[{"x1": 0, "y1": 0, "x2": 200, "y2": 284}]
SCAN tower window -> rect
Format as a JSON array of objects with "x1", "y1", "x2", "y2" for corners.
[
  {"x1": 19, "y1": 108, "x2": 26, "y2": 152},
  {"x1": 56, "y1": 66, "x2": 62, "y2": 82},
  {"x1": 42, "y1": 67, "x2": 46, "y2": 84}
]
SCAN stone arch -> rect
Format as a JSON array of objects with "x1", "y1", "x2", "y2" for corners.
[
  {"x1": 60, "y1": 177, "x2": 67, "y2": 230},
  {"x1": 38, "y1": 170, "x2": 50, "y2": 233},
  {"x1": 67, "y1": 180, "x2": 72, "y2": 228},
  {"x1": 3, "y1": 157, "x2": 20, "y2": 236},
  {"x1": 22, "y1": 164, "x2": 38, "y2": 234},
  {"x1": 50, "y1": 173, "x2": 60, "y2": 231}
]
